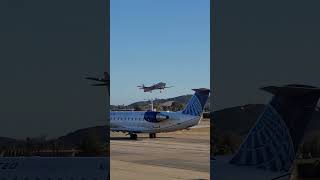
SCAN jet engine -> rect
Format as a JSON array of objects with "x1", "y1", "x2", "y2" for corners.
[{"x1": 144, "y1": 111, "x2": 169, "y2": 123}]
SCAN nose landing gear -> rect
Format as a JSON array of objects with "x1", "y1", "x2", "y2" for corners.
[{"x1": 129, "y1": 133, "x2": 137, "y2": 140}]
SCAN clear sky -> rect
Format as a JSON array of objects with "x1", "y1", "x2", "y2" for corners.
[{"x1": 111, "y1": 0, "x2": 210, "y2": 105}]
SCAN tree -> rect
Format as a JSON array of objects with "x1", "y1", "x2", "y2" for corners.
[
  {"x1": 170, "y1": 102, "x2": 184, "y2": 111},
  {"x1": 133, "y1": 105, "x2": 142, "y2": 111},
  {"x1": 78, "y1": 135, "x2": 103, "y2": 156}
]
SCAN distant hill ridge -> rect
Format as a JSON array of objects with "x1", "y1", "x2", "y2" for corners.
[
  {"x1": 129, "y1": 94, "x2": 193, "y2": 107},
  {"x1": 57, "y1": 125, "x2": 108, "y2": 148},
  {"x1": 111, "y1": 94, "x2": 211, "y2": 110},
  {"x1": 0, "y1": 137, "x2": 22, "y2": 147},
  {"x1": 213, "y1": 104, "x2": 320, "y2": 136}
]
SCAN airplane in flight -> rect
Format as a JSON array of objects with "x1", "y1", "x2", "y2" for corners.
[
  {"x1": 110, "y1": 88, "x2": 210, "y2": 139},
  {"x1": 211, "y1": 84, "x2": 320, "y2": 180},
  {"x1": 86, "y1": 72, "x2": 110, "y2": 95},
  {"x1": 137, "y1": 82, "x2": 173, "y2": 93}
]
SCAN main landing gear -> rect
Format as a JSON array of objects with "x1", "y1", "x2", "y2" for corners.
[
  {"x1": 128, "y1": 133, "x2": 156, "y2": 139},
  {"x1": 130, "y1": 133, "x2": 137, "y2": 140},
  {"x1": 149, "y1": 133, "x2": 157, "y2": 138}
]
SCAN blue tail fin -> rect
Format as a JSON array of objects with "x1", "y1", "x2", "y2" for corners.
[
  {"x1": 229, "y1": 84, "x2": 320, "y2": 172},
  {"x1": 182, "y1": 88, "x2": 210, "y2": 116}
]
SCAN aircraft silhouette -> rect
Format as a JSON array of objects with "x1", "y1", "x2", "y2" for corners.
[
  {"x1": 137, "y1": 82, "x2": 173, "y2": 93},
  {"x1": 86, "y1": 72, "x2": 110, "y2": 96}
]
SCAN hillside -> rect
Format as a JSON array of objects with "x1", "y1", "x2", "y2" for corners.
[
  {"x1": 212, "y1": 104, "x2": 265, "y2": 135},
  {"x1": 0, "y1": 137, "x2": 22, "y2": 147},
  {"x1": 129, "y1": 95, "x2": 193, "y2": 107},
  {"x1": 56, "y1": 125, "x2": 108, "y2": 148},
  {"x1": 212, "y1": 104, "x2": 320, "y2": 135},
  {"x1": 111, "y1": 94, "x2": 210, "y2": 111}
]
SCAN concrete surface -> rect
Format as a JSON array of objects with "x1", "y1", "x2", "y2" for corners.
[{"x1": 110, "y1": 119, "x2": 210, "y2": 180}]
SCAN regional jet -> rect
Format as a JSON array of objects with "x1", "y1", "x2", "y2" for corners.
[
  {"x1": 111, "y1": 88, "x2": 210, "y2": 139},
  {"x1": 137, "y1": 82, "x2": 173, "y2": 93},
  {"x1": 211, "y1": 84, "x2": 320, "y2": 180}
]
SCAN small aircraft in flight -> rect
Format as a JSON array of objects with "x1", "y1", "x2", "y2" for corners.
[
  {"x1": 137, "y1": 82, "x2": 173, "y2": 93},
  {"x1": 86, "y1": 72, "x2": 110, "y2": 95}
]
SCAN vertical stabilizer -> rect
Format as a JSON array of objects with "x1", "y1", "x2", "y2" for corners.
[
  {"x1": 182, "y1": 88, "x2": 210, "y2": 116},
  {"x1": 229, "y1": 84, "x2": 320, "y2": 172}
]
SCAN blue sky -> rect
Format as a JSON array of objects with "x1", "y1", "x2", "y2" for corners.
[{"x1": 111, "y1": 0, "x2": 210, "y2": 105}]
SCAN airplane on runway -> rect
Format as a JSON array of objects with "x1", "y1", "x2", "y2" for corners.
[
  {"x1": 110, "y1": 88, "x2": 210, "y2": 139},
  {"x1": 211, "y1": 84, "x2": 320, "y2": 180},
  {"x1": 137, "y1": 82, "x2": 173, "y2": 93}
]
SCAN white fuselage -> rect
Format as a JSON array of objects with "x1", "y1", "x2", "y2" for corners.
[{"x1": 110, "y1": 111, "x2": 201, "y2": 133}]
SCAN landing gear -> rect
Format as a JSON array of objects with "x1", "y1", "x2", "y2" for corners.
[
  {"x1": 149, "y1": 133, "x2": 156, "y2": 138},
  {"x1": 130, "y1": 134, "x2": 137, "y2": 140}
]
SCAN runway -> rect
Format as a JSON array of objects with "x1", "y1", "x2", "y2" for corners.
[{"x1": 110, "y1": 119, "x2": 210, "y2": 180}]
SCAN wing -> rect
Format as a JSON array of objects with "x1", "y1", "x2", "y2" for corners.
[
  {"x1": 164, "y1": 86, "x2": 174, "y2": 88},
  {"x1": 85, "y1": 77, "x2": 107, "y2": 82},
  {"x1": 137, "y1": 85, "x2": 150, "y2": 89}
]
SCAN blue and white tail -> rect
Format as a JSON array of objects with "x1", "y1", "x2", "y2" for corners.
[
  {"x1": 182, "y1": 88, "x2": 210, "y2": 116},
  {"x1": 229, "y1": 84, "x2": 320, "y2": 172}
]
